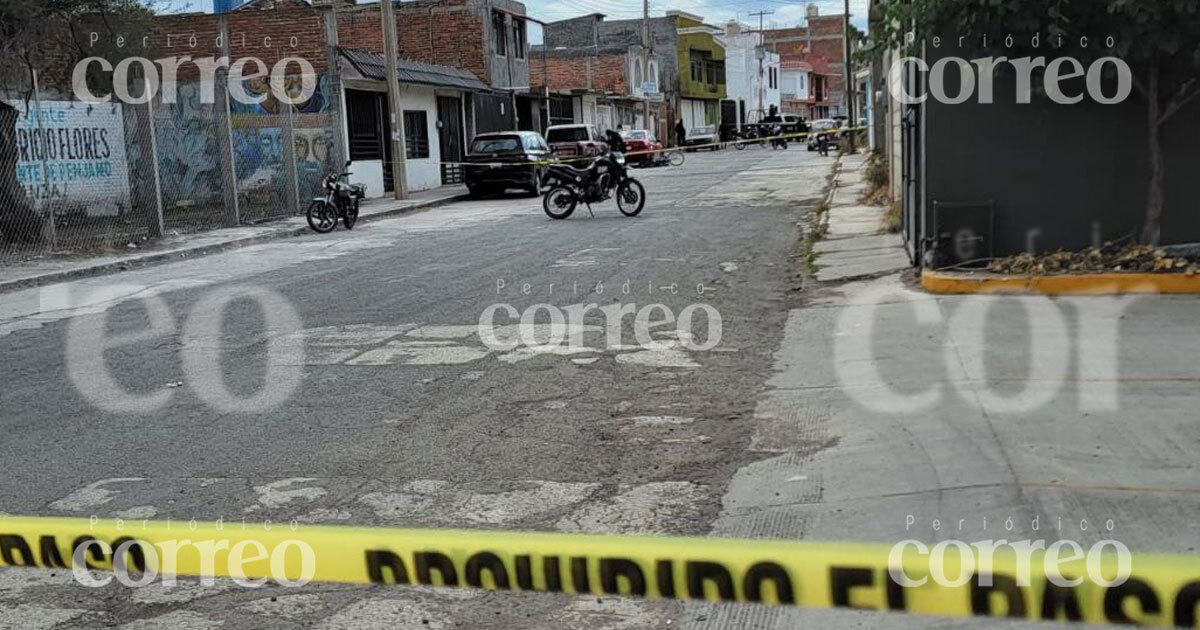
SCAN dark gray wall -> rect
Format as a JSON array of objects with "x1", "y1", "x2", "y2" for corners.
[
  {"x1": 921, "y1": 46, "x2": 1200, "y2": 256},
  {"x1": 543, "y1": 14, "x2": 601, "y2": 48}
]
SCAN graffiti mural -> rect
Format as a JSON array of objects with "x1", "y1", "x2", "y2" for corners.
[{"x1": 154, "y1": 83, "x2": 223, "y2": 211}]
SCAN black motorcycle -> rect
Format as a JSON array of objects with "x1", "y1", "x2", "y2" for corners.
[
  {"x1": 541, "y1": 151, "x2": 645, "y2": 220},
  {"x1": 733, "y1": 126, "x2": 766, "y2": 150},
  {"x1": 307, "y1": 161, "x2": 366, "y2": 233}
]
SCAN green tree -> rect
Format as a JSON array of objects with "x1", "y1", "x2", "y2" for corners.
[{"x1": 872, "y1": 0, "x2": 1200, "y2": 245}]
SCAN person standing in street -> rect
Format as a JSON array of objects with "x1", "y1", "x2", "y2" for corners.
[{"x1": 675, "y1": 119, "x2": 687, "y2": 148}]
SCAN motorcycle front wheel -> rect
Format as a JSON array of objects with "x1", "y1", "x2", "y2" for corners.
[
  {"x1": 543, "y1": 186, "x2": 577, "y2": 220},
  {"x1": 306, "y1": 200, "x2": 338, "y2": 233},
  {"x1": 616, "y1": 179, "x2": 645, "y2": 217}
]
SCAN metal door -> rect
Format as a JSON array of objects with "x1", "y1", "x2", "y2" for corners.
[{"x1": 437, "y1": 96, "x2": 464, "y2": 185}]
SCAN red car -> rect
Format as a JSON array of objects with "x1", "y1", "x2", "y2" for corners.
[{"x1": 620, "y1": 129, "x2": 663, "y2": 166}]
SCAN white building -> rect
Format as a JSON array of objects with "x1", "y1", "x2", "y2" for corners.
[
  {"x1": 339, "y1": 49, "x2": 487, "y2": 196},
  {"x1": 719, "y1": 21, "x2": 781, "y2": 129},
  {"x1": 779, "y1": 60, "x2": 811, "y2": 114}
]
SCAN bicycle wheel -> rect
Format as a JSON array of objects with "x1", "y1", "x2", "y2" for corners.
[{"x1": 668, "y1": 151, "x2": 685, "y2": 166}]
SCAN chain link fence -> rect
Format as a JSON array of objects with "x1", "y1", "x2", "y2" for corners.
[{"x1": 0, "y1": 69, "x2": 344, "y2": 265}]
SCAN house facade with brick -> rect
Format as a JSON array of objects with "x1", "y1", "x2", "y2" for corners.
[
  {"x1": 151, "y1": 0, "x2": 532, "y2": 196},
  {"x1": 763, "y1": 4, "x2": 846, "y2": 119},
  {"x1": 529, "y1": 40, "x2": 667, "y2": 140},
  {"x1": 540, "y1": 10, "x2": 726, "y2": 146}
]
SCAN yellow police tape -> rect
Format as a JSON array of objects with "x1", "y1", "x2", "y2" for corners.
[
  {"x1": 1, "y1": 515, "x2": 1199, "y2": 626},
  {"x1": 440, "y1": 126, "x2": 867, "y2": 167}
]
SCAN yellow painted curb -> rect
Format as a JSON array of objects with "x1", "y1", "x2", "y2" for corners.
[{"x1": 921, "y1": 270, "x2": 1200, "y2": 295}]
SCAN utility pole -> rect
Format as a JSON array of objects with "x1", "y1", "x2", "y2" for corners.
[
  {"x1": 380, "y1": 0, "x2": 408, "y2": 199},
  {"x1": 749, "y1": 10, "x2": 773, "y2": 121},
  {"x1": 843, "y1": 0, "x2": 856, "y2": 153},
  {"x1": 642, "y1": 0, "x2": 651, "y2": 133}
]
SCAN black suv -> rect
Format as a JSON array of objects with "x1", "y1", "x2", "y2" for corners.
[{"x1": 464, "y1": 131, "x2": 551, "y2": 197}]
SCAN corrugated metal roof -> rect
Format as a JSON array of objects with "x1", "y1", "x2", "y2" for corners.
[{"x1": 339, "y1": 47, "x2": 490, "y2": 91}]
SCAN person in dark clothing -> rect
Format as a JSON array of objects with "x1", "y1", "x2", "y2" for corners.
[
  {"x1": 605, "y1": 128, "x2": 625, "y2": 153},
  {"x1": 675, "y1": 119, "x2": 687, "y2": 147}
]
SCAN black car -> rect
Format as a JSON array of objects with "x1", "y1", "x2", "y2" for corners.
[{"x1": 464, "y1": 131, "x2": 551, "y2": 197}]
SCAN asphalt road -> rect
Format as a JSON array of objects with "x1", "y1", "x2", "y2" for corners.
[{"x1": 0, "y1": 145, "x2": 833, "y2": 628}]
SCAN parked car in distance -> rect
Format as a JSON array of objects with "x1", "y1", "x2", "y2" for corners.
[
  {"x1": 684, "y1": 125, "x2": 720, "y2": 150},
  {"x1": 545, "y1": 124, "x2": 608, "y2": 161},
  {"x1": 464, "y1": 131, "x2": 550, "y2": 197},
  {"x1": 806, "y1": 118, "x2": 839, "y2": 151},
  {"x1": 620, "y1": 129, "x2": 663, "y2": 165}
]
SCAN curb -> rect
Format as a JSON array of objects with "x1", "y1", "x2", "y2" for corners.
[
  {"x1": 921, "y1": 269, "x2": 1200, "y2": 295},
  {"x1": 0, "y1": 194, "x2": 468, "y2": 294}
]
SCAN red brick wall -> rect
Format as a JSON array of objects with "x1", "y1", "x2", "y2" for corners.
[
  {"x1": 337, "y1": 0, "x2": 487, "y2": 84},
  {"x1": 336, "y1": 6, "x2": 384, "y2": 55},
  {"x1": 531, "y1": 53, "x2": 627, "y2": 94},
  {"x1": 764, "y1": 17, "x2": 845, "y2": 65},
  {"x1": 146, "y1": 1, "x2": 329, "y2": 82},
  {"x1": 228, "y1": 1, "x2": 329, "y2": 73}
]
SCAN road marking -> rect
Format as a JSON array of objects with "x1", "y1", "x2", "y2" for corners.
[
  {"x1": 47, "y1": 478, "x2": 144, "y2": 511},
  {"x1": 246, "y1": 478, "x2": 327, "y2": 512}
]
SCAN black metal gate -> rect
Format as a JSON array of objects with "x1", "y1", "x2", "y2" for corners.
[
  {"x1": 437, "y1": 96, "x2": 464, "y2": 185},
  {"x1": 472, "y1": 92, "x2": 515, "y2": 134}
]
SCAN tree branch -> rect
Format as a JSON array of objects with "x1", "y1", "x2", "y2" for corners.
[
  {"x1": 1159, "y1": 78, "x2": 1200, "y2": 126},
  {"x1": 1130, "y1": 73, "x2": 1146, "y2": 98}
]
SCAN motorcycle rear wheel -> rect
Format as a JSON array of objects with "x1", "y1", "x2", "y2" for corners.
[
  {"x1": 306, "y1": 200, "x2": 338, "y2": 233},
  {"x1": 616, "y1": 179, "x2": 645, "y2": 217},
  {"x1": 543, "y1": 186, "x2": 577, "y2": 220},
  {"x1": 343, "y1": 200, "x2": 359, "y2": 230}
]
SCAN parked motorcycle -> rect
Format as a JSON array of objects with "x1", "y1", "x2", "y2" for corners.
[
  {"x1": 541, "y1": 151, "x2": 645, "y2": 220},
  {"x1": 733, "y1": 126, "x2": 767, "y2": 150},
  {"x1": 307, "y1": 161, "x2": 366, "y2": 233}
]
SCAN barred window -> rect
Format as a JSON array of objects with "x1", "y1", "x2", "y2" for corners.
[{"x1": 404, "y1": 110, "x2": 429, "y2": 159}]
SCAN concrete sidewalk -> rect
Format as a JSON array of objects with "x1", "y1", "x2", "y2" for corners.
[
  {"x1": 0, "y1": 185, "x2": 467, "y2": 293},
  {"x1": 813, "y1": 152, "x2": 910, "y2": 282},
  {"x1": 687, "y1": 152, "x2": 1200, "y2": 628}
]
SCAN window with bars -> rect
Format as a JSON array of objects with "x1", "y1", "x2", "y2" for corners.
[{"x1": 403, "y1": 110, "x2": 429, "y2": 159}]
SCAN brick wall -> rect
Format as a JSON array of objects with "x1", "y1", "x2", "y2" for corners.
[
  {"x1": 531, "y1": 52, "x2": 628, "y2": 94},
  {"x1": 337, "y1": 0, "x2": 488, "y2": 85},
  {"x1": 763, "y1": 15, "x2": 847, "y2": 112},
  {"x1": 146, "y1": 1, "x2": 329, "y2": 81},
  {"x1": 228, "y1": 1, "x2": 329, "y2": 72}
]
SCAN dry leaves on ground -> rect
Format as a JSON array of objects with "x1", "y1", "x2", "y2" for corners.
[{"x1": 986, "y1": 243, "x2": 1200, "y2": 275}]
